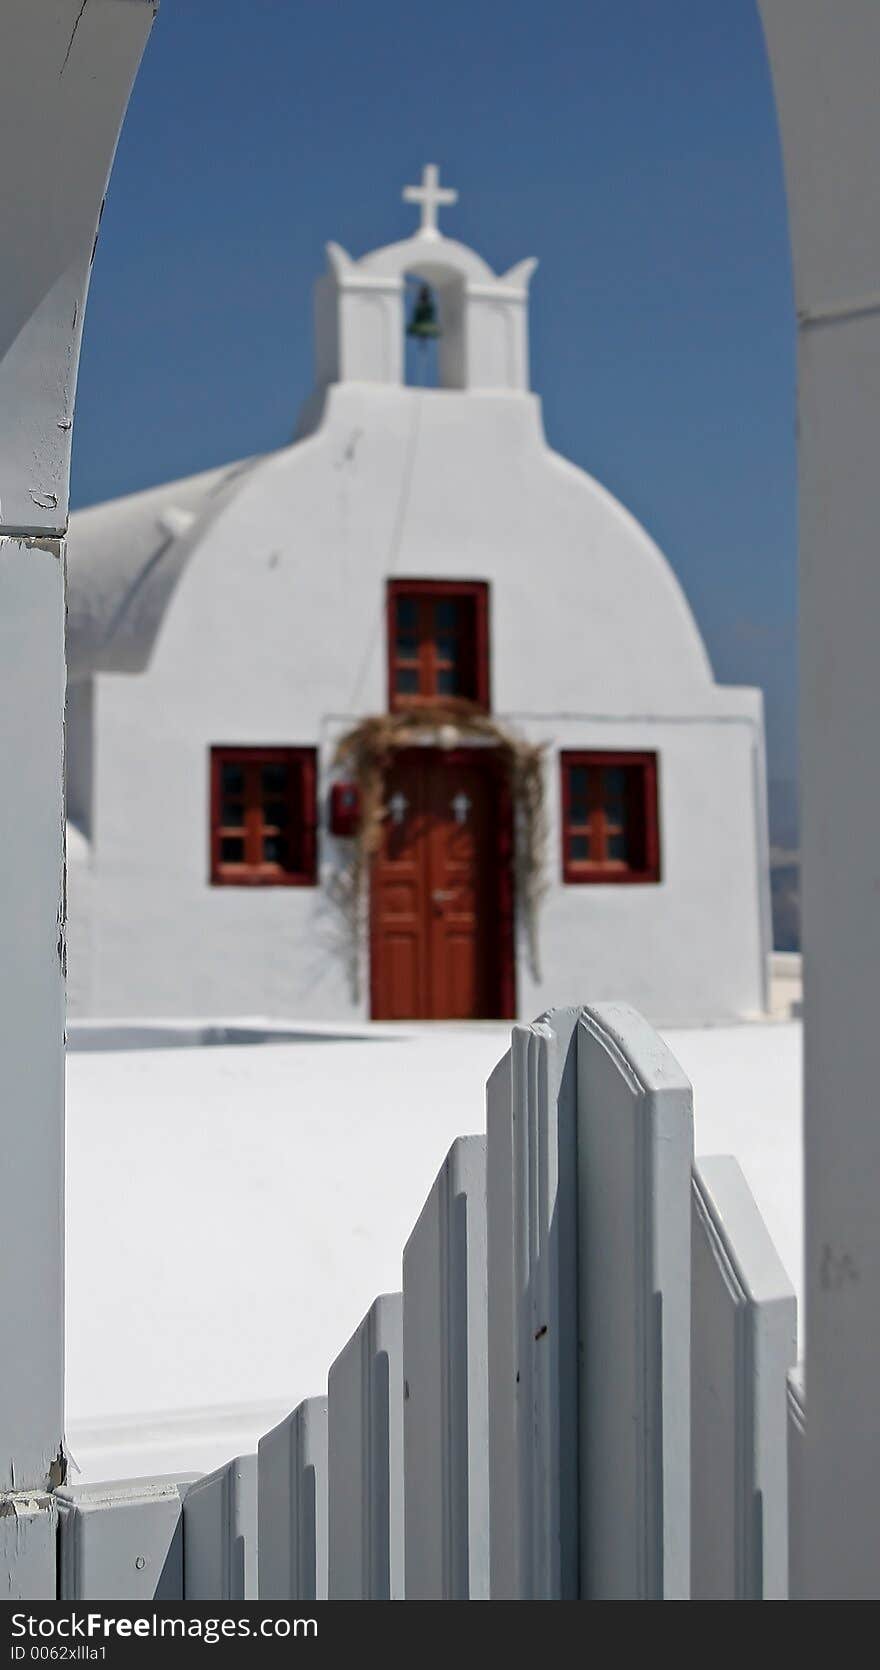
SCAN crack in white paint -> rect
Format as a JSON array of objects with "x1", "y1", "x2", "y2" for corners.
[{"x1": 61, "y1": 0, "x2": 91, "y2": 77}]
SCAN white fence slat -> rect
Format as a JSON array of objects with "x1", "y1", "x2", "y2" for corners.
[
  {"x1": 328, "y1": 1293, "x2": 404, "y2": 1598},
  {"x1": 691, "y1": 1155, "x2": 797, "y2": 1598},
  {"x1": 486, "y1": 1008, "x2": 580, "y2": 1599},
  {"x1": 403, "y1": 1134, "x2": 488, "y2": 1598},
  {"x1": 576, "y1": 1003, "x2": 693, "y2": 1599},
  {"x1": 485, "y1": 1049, "x2": 516, "y2": 1597},
  {"x1": 183, "y1": 1453, "x2": 257, "y2": 1600},
  {"x1": 258, "y1": 1397, "x2": 328, "y2": 1601},
  {"x1": 57, "y1": 1477, "x2": 194, "y2": 1600},
  {"x1": 786, "y1": 1366, "x2": 806, "y2": 1601}
]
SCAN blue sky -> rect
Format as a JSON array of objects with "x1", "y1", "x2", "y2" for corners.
[{"x1": 73, "y1": 0, "x2": 797, "y2": 836}]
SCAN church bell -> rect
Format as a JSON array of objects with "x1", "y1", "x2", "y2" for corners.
[{"x1": 406, "y1": 283, "x2": 441, "y2": 340}]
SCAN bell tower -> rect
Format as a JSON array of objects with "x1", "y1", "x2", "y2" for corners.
[{"x1": 313, "y1": 165, "x2": 537, "y2": 394}]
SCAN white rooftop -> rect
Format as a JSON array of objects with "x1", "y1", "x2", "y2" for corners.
[{"x1": 65, "y1": 1017, "x2": 802, "y2": 1484}]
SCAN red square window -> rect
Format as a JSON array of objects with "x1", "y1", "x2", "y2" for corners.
[
  {"x1": 387, "y1": 580, "x2": 489, "y2": 711},
  {"x1": 561, "y1": 751, "x2": 660, "y2": 884},
  {"x1": 210, "y1": 747, "x2": 317, "y2": 886}
]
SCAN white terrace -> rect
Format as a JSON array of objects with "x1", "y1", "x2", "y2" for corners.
[{"x1": 64, "y1": 1014, "x2": 802, "y2": 1487}]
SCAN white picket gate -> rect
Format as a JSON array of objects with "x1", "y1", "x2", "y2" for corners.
[{"x1": 45, "y1": 1002, "x2": 799, "y2": 1602}]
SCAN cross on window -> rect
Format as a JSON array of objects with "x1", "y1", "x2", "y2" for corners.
[
  {"x1": 402, "y1": 164, "x2": 458, "y2": 237},
  {"x1": 388, "y1": 791, "x2": 409, "y2": 825},
  {"x1": 210, "y1": 747, "x2": 317, "y2": 886},
  {"x1": 560, "y1": 751, "x2": 660, "y2": 885},
  {"x1": 452, "y1": 792, "x2": 471, "y2": 825},
  {"x1": 388, "y1": 580, "x2": 489, "y2": 711}
]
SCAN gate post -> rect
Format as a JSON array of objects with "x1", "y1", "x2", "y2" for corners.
[
  {"x1": 0, "y1": 0, "x2": 157, "y2": 1595},
  {"x1": 759, "y1": 0, "x2": 880, "y2": 1596}
]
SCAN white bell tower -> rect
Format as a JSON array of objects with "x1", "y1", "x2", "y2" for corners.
[{"x1": 314, "y1": 165, "x2": 537, "y2": 393}]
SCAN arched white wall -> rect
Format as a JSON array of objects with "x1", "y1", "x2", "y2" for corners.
[
  {"x1": 759, "y1": 0, "x2": 880, "y2": 1601},
  {"x1": 0, "y1": 0, "x2": 155, "y2": 1537}
]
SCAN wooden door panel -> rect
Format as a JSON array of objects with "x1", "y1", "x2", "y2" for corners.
[
  {"x1": 374, "y1": 871, "x2": 422, "y2": 1019},
  {"x1": 427, "y1": 762, "x2": 486, "y2": 1017},
  {"x1": 381, "y1": 931, "x2": 422, "y2": 1021},
  {"x1": 434, "y1": 929, "x2": 477, "y2": 1020},
  {"x1": 370, "y1": 750, "x2": 512, "y2": 1021}
]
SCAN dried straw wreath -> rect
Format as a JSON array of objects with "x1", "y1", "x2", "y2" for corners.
[{"x1": 329, "y1": 704, "x2": 548, "y2": 1001}]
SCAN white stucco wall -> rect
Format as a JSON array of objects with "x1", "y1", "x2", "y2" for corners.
[
  {"x1": 68, "y1": 381, "x2": 769, "y2": 1025},
  {"x1": 759, "y1": 0, "x2": 880, "y2": 1599}
]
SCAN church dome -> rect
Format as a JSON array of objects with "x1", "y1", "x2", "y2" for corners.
[{"x1": 66, "y1": 455, "x2": 264, "y2": 678}]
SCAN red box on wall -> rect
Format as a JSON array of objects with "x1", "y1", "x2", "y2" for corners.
[{"x1": 329, "y1": 781, "x2": 361, "y2": 837}]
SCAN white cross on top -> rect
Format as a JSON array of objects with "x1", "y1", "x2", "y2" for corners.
[{"x1": 403, "y1": 164, "x2": 458, "y2": 237}]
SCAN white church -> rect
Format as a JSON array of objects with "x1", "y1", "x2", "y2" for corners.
[{"x1": 65, "y1": 166, "x2": 771, "y2": 1026}]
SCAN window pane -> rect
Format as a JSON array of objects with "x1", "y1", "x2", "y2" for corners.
[
  {"x1": 607, "y1": 832, "x2": 627, "y2": 862},
  {"x1": 570, "y1": 834, "x2": 591, "y2": 861},
  {"x1": 263, "y1": 835, "x2": 286, "y2": 864},
  {"x1": 437, "y1": 667, "x2": 456, "y2": 695},
  {"x1": 222, "y1": 763, "x2": 243, "y2": 795},
  {"x1": 604, "y1": 767, "x2": 627, "y2": 808},
  {"x1": 435, "y1": 599, "x2": 459, "y2": 632},
  {"x1": 265, "y1": 798, "x2": 287, "y2": 828},
  {"x1": 262, "y1": 762, "x2": 288, "y2": 796},
  {"x1": 436, "y1": 635, "x2": 459, "y2": 665},
  {"x1": 569, "y1": 765, "x2": 589, "y2": 821},
  {"x1": 221, "y1": 836, "x2": 244, "y2": 863},
  {"x1": 395, "y1": 633, "x2": 419, "y2": 660},
  {"x1": 396, "y1": 597, "x2": 418, "y2": 631},
  {"x1": 396, "y1": 667, "x2": 419, "y2": 694},
  {"x1": 221, "y1": 798, "x2": 244, "y2": 827}
]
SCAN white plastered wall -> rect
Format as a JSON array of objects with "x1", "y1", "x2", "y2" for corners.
[{"x1": 70, "y1": 382, "x2": 769, "y2": 1025}]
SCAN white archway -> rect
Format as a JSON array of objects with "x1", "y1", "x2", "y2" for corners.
[{"x1": 759, "y1": 0, "x2": 880, "y2": 1599}]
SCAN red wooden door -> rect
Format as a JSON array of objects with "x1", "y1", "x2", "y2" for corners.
[{"x1": 370, "y1": 750, "x2": 514, "y2": 1021}]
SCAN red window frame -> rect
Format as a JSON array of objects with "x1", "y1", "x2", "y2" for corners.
[
  {"x1": 560, "y1": 751, "x2": 660, "y2": 884},
  {"x1": 210, "y1": 746, "x2": 317, "y2": 887},
  {"x1": 387, "y1": 579, "x2": 490, "y2": 712}
]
